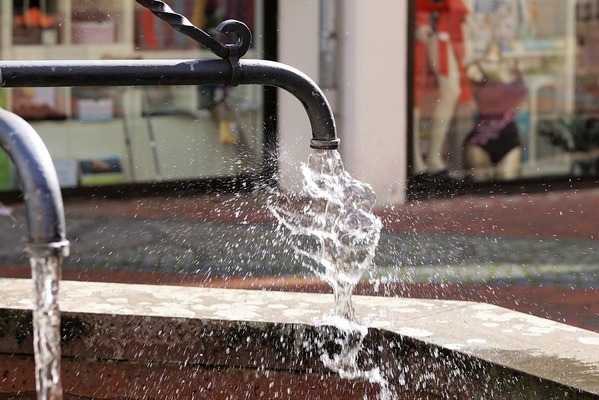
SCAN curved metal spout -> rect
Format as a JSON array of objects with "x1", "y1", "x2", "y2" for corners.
[
  {"x1": 0, "y1": 109, "x2": 69, "y2": 256},
  {"x1": 241, "y1": 60, "x2": 339, "y2": 150},
  {"x1": 0, "y1": 58, "x2": 339, "y2": 150}
]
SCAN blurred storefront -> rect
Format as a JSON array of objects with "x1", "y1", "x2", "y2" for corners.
[
  {"x1": 410, "y1": 0, "x2": 599, "y2": 196},
  {"x1": 269, "y1": 0, "x2": 599, "y2": 203}
]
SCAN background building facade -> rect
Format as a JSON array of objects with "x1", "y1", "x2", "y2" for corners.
[{"x1": 2, "y1": 1, "x2": 598, "y2": 206}]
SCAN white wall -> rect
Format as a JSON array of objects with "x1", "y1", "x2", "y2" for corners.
[
  {"x1": 277, "y1": 1, "x2": 320, "y2": 193},
  {"x1": 278, "y1": 0, "x2": 408, "y2": 206},
  {"x1": 337, "y1": 0, "x2": 407, "y2": 205}
]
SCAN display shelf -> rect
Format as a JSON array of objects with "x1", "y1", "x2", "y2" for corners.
[
  {"x1": 1, "y1": 0, "x2": 263, "y2": 120},
  {"x1": 7, "y1": 0, "x2": 131, "y2": 56},
  {"x1": 9, "y1": 43, "x2": 134, "y2": 60},
  {"x1": 0, "y1": 0, "x2": 134, "y2": 120},
  {"x1": 7, "y1": 0, "x2": 132, "y2": 48}
]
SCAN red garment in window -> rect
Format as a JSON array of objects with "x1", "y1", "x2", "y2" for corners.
[
  {"x1": 414, "y1": 0, "x2": 471, "y2": 104},
  {"x1": 416, "y1": 0, "x2": 451, "y2": 12},
  {"x1": 141, "y1": 8, "x2": 158, "y2": 49}
]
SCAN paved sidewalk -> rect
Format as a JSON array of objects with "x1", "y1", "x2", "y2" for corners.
[
  {"x1": 1, "y1": 191, "x2": 596, "y2": 286},
  {"x1": 0, "y1": 187, "x2": 597, "y2": 331}
]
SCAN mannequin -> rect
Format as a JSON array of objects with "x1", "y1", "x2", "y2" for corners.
[
  {"x1": 462, "y1": 40, "x2": 527, "y2": 181},
  {"x1": 413, "y1": 0, "x2": 472, "y2": 175}
]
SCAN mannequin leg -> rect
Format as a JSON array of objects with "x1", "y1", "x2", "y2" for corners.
[
  {"x1": 495, "y1": 147, "x2": 522, "y2": 180},
  {"x1": 463, "y1": 145, "x2": 493, "y2": 181},
  {"x1": 413, "y1": 108, "x2": 426, "y2": 174},
  {"x1": 426, "y1": 40, "x2": 461, "y2": 173}
]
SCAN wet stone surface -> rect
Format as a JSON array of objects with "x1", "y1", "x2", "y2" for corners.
[{"x1": 0, "y1": 279, "x2": 598, "y2": 398}]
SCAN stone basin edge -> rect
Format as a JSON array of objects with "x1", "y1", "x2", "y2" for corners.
[{"x1": 0, "y1": 278, "x2": 597, "y2": 398}]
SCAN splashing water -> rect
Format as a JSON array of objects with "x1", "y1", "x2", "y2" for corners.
[
  {"x1": 316, "y1": 316, "x2": 392, "y2": 400},
  {"x1": 272, "y1": 149, "x2": 382, "y2": 320},
  {"x1": 30, "y1": 254, "x2": 63, "y2": 400},
  {"x1": 272, "y1": 150, "x2": 391, "y2": 398}
]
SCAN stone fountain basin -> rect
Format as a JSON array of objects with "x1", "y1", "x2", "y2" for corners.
[{"x1": 0, "y1": 278, "x2": 597, "y2": 399}]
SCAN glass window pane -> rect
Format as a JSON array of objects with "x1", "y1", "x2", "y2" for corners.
[
  {"x1": 0, "y1": 0, "x2": 264, "y2": 191},
  {"x1": 410, "y1": 0, "x2": 593, "y2": 189}
]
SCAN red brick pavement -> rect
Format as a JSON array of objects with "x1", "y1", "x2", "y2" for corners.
[
  {"x1": 382, "y1": 188, "x2": 599, "y2": 240},
  {"x1": 61, "y1": 186, "x2": 599, "y2": 240}
]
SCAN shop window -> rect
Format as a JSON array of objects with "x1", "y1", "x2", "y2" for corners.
[
  {"x1": 0, "y1": 0, "x2": 266, "y2": 192},
  {"x1": 410, "y1": 0, "x2": 598, "y2": 192}
]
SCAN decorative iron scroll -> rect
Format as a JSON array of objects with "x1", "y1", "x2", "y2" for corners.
[{"x1": 136, "y1": 0, "x2": 252, "y2": 60}]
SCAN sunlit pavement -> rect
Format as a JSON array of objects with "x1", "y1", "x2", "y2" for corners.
[{"x1": 0, "y1": 187, "x2": 597, "y2": 332}]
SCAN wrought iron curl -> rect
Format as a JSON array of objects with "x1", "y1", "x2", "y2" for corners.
[{"x1": 135, "y1": 0, "x2": 252, "y2": 60}]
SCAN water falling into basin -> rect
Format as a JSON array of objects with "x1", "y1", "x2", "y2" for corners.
[
  {"x1": 30, "y1": 254, "x2": 63, "y2": 400},
  {"x1": 272, "y1": 149, "x2": 382, "y2": 321},
  {"x1": 271, "y1": 149, "x2": 391, "y2": 398}
]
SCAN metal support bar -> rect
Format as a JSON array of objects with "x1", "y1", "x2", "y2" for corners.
[
  {"x1": 0, "y1": 0, "x2": 339, "y2": 150},
  {"x1": 0, "y1": 59, "x2": 339, "y2": 149}
]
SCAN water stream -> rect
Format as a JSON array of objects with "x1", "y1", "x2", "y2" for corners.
[
  {"x1": 271, "y1": 149, "x2": 391, "y2": 398},
  {"x1": 30, "y1": 254, "x2": 63, "y2": 400},
  {"x1": 272, "y1": 149, "x2": 382, "y2": 320}
]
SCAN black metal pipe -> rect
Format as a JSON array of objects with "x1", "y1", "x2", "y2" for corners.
[
  {"x1": 0, "y1": 59, "x2": 229, "y2": 86},
  {"x1": 0, "y1": 59, "x2": 339, "y2": 150},
  {"x1": 242, "y1": 60, "x2": 338, "y2": 150},
  {"x1": 0, "y1": 109, "x2": 69, "y2": 256}
]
